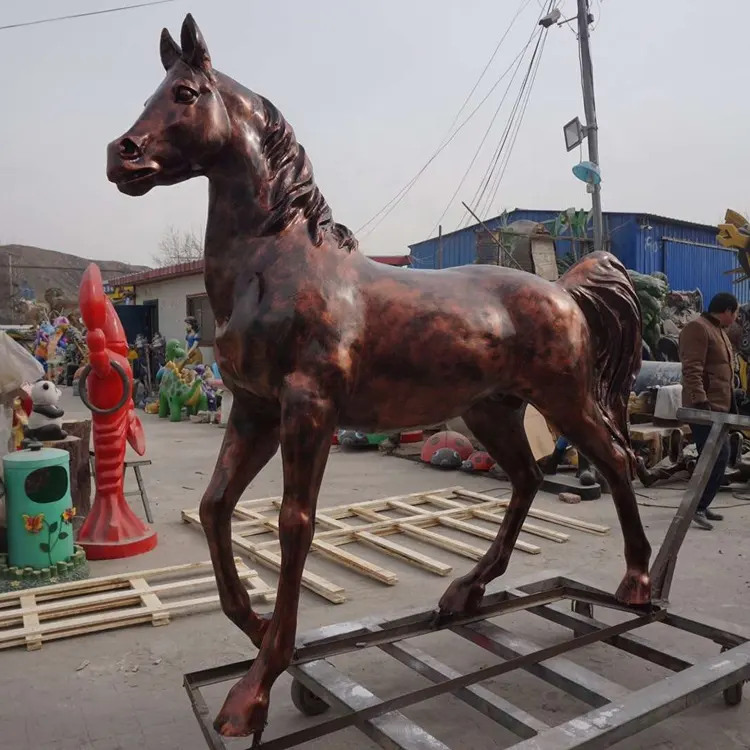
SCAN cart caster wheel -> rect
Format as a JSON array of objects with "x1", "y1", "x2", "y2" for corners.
[
  {"x1": 724, "y1": 682, "x2": 743, "y2": 707},
  {"x1": 291, "y1": 678, "x2": 330, "y2": 717},
  {"x1": 571, "y1": 600, "x2": 593, "y2": 638}
]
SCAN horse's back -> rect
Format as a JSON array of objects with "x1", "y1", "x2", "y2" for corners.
[
  {"x1": 331, "y1": 255, "x2": 589, "y2": 430},
  {"x1": 354, "y1": 255, "x2": 576, "y2": 327}
]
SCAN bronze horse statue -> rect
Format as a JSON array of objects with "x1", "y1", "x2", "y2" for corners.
[{"x1": 106, "y1": 14, "x2": 650, "y2": 739}]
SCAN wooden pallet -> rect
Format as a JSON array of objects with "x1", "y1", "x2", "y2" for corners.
[
  {"x1": 0, "y1": 558, "x2": 275, "y2": 652},
  {"x1": 181, "y1": 487, "x2": 610, "y2": 604}
]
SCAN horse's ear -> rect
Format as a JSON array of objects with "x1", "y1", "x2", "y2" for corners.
[
  {"x1": 180, "y1": 13, "x2": 212, "y2": 75},
  {"x1": 160, "y1": 28, "x2": 181, "y2": 71}
]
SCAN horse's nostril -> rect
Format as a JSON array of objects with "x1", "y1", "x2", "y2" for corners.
[{"x1": 119, "y1": 137, "x2": 143, "y2": 160}]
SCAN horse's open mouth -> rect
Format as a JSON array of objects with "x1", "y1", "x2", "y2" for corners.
[{"x1": 117, "y1": 167, "x2": 158, "y2": 185}]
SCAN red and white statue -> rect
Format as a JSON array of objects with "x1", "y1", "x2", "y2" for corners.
[{"x1": 77, "y1": 263, "x2": 157, "y2": 559}]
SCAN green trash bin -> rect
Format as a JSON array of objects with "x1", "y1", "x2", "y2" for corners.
[{"x1": 3, "y1": 445, "x2": 75, "y2": 570}]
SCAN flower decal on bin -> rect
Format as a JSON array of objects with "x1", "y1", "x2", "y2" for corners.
[
  {"x1": 22, "y1": 514, "x2": 45, "y2": 534},
  {"x1": 23, "y1": 507, "x2": 77, "y2": 566}
]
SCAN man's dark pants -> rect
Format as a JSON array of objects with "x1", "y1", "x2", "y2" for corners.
[{"x1": 690, "y1": 423, "x2": 729, "y2": 512}]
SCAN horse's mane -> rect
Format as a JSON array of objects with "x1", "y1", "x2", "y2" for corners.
[{"x1": 259, "y1": 96, "x2": 358, "y2": 253}]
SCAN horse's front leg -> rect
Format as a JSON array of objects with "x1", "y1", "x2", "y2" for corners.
[
  {"x1": 200, "y1": 399, "x2": 280, "y2": 648},
  {"x1": 214, "y1": 376, "x2": 336, "y2": 738}
]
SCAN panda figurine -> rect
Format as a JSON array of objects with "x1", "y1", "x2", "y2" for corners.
[{"x1": 24, "y1": 380, "x2": 68, "y2": 443}]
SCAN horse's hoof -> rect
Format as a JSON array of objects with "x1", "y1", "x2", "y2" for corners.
[
  {"x1": 615, "y1": 570, "x2": 652, "y2": 606},
  {"x1": 438, "y1": 576, "x2": 485, "y2": 616},
  {"x1": 214, "y1": 690, "x2": 269, "y2": 738}
]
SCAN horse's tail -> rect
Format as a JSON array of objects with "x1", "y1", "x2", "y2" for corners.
[{"x1": 558, "y1": 251, "x2": 643, "y2": 476}]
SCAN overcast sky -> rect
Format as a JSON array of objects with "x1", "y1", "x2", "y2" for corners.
[{"x1": 1, "y1": 0, "x2": 748, "y2": 266}]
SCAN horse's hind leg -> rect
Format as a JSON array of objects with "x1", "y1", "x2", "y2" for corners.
[
  {"x1": 546, "y1": 395, "x2": 652, "y2": 605},
  {"x1": 199, "y1": 398, "x2": 280, "y2": 648},
  {"x1": 439, "y1": 396, "x2": 543, "y2": 615}
]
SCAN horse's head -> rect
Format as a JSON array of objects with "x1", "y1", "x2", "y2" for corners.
[{"x1": 106, "y1": 14, "x2": 231, "y2": 196}]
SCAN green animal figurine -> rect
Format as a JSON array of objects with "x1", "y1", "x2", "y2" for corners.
[{"x1": 158, "y1": 361, "x2": 207, "y2": 422}]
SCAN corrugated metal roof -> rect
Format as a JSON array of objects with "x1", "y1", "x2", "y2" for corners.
[
  {"x1": 409, "y1": 208, "x2": 720, "y2": 249},
  {"x1": 107, "y1": 254, "x2": 412, "y2": 286}
]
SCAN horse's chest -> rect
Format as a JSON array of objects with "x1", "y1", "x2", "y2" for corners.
[{"x1": 213, "y1": 306, "x2": 294, "y2": 399}]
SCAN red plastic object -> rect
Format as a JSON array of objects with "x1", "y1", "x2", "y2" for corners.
[
  {"x1": 399, "y1": 430, "x2": 424, "y2": 443},
  {"x1": 420, "y1": 430, "x2": 474, "y2": 464},
  {"x1": 76, "y1": 264, "x2": 157, "y2": 560},
  {"x1": 465, "y1": 450, "x2": 496, "y2": 472}
]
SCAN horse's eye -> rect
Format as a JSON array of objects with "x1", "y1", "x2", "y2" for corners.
[{"x1": 174, "y1": 86, "x2": 198, "y2": 104}]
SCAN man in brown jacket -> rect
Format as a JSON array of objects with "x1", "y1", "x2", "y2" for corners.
[{"x1": 679, "y1": 292, "x2": 739, "y2": 530}]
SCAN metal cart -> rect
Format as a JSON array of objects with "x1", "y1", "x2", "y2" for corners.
[{"x1": 185, "y1": 407, "x2": 750, "y2": 750}]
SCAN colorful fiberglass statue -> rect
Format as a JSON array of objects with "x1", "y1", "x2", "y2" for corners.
[
  {"x1": 33, "y1": 323, "x2": 55, "y2": 373},
  {"x1": 76, "y1": 263, "x2": 157, "y2": 559},
  {"x1": 184, "y1": 316, "x2": 203, "y2": 365}
]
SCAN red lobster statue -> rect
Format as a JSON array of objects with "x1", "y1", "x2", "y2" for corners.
[{"x1": 77, "y1": 263, "x2": 157, "y2": 559}]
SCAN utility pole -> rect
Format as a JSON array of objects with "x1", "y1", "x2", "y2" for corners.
[
  {"x1": 6, "y1": 254, "x2": 12, "y2": 325},
  {"x1": 576, "y1": 0, "x2": 603, "y2": 252}
]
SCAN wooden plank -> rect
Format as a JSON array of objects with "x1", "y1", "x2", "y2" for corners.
[
  {"x1": 131, "y1": 577, "x2": 170, "y2": 627},
  {"x1": 316, "y1": 512, "x2": 452, "y2": 576},
  {"x1": 397, "y1": 524, "x2": 487, "y2": 561},
  {"x1": 470, "y1": 508, "x2": 570, "y2": 544},
  {"x1": 368, "y1": 503, "x2": 539, "y2": 556},
  {"x1": 221, "y1": 529, "x2": 347, "y2": 605},
  {"x1": 20, "y1": 593, "x2": 42, "y2": 651},
  {"x1": 421, "y1": 494, "x2": 569, "y2": 544},
  {"x1": 181, "y1": 511, "x2": 347, "y2": 603},
  {"x1": 312, "y1": 539, "x2": 398, "y2": 586},
  {"x1": 0, "y1": 565, "x2": 274, "y2": 628},
  {"x1": 0, "y1": 565, "x2": 267, "y2": 628},
  {"x1": 452, "y1": 488, "x2": 610, "y2": 535},
  {"x1": 349, "y1": 506, "x2": 397, "y2": 524},
  {"x1": 266, "y1": 487, "x2": 462, "y2": 519},
  {"x1": 182, "y1": 512, "x2": 346, "y2": 604},
  {"x1": 437, "y1": 516, "x2": 541, "y2": 555},
  {"x1": 355, "y1": 531, "x2": 453, "y2": 576},
  {"x1": 419, "y1": 494, "x2": 467, "y2": 509},
  {"x1": 179, "y1": 485, "x2": 593, "y2": 602},
  {"x1": 240, "y1": 507, "x2": 400, "y2": 586},
  {"x1": 0, "y1": 558, "x2": 223, "y2": 607},
  {"x1": 0, "y1": 559, "x2": 275, "y2": 652}
]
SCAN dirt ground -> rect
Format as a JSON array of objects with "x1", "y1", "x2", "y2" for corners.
[{"x1": 1, "y1": 388, "x2": 748, "y2": 750}]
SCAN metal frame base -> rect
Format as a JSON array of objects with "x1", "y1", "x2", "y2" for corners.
[{"x1": 184, "y1": 571, "x2": 750, "y2": 750}]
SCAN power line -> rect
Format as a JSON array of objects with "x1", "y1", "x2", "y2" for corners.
[
  {"x1": 481, "y1": 28, "x2": 548, "y2": 217},
  {"x1": 430, "y1": 0, "x2": 554, "y2": 237},
  {"x1": 455, "y1": 13, "x2": 550, "y2": 229},
  {"x1": 442, "y1": 0, "x2": 535, "y2": 137},
  {"x1": 426, "y1": 28, "x2": 544, "y2": 239},
  {"x1": 477, "y1": 23, "x2": 548, "y2": 218},
  {"x1": 458, "y1": 30, "x2": 544, "y2": 227},
  {"x1": 355, "y1": 2, "x2": 538, "y2": 238},
  {"x1": 461, "y1": 0, "x2": 553, "y2": 227},
  {"x1": 0, "y1": 0, "x2": 176, "y2": 31},
  {"x1": 355, "y1": 41, "x2": 536, "y2": 241}
]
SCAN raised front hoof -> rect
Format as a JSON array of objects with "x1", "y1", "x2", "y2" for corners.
[
  {"x1": 214, "y1": 693, "x2": 269, "y2": 739},
  {"x1": 615, "y1": 570, "x2": 652, "y2": 607},
  {"x1": 437, "y1": 576, "x2": 486, "y2": 619}
]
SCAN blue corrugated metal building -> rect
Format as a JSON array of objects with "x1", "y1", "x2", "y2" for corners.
[{"x1": 408, "y1": 209, "x2": 750, "y2": 303}]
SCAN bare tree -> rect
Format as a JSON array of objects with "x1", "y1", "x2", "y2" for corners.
[{"x1": 153, "y1": 226, "x2": 204, "y2": 267}]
